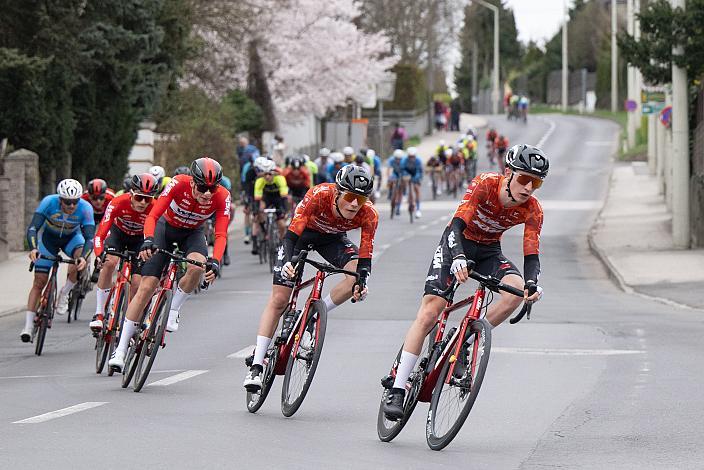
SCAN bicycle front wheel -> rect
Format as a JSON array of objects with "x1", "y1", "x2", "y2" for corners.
[
  {"x1": 281, "y1": 301, "x2": 327, "y2": 417},
  {"x1": 108, "y1": 285, "x2": 129, "y2": 377},
  {"x1": 133, "y1": 290, "x2": 172, "y2": 392},
  {"x1": 426, "y1": 318, "x2": 492, "y2": 451},
  {"x1": 34, "y1": 312, "x2": 49, "y2": 356}
]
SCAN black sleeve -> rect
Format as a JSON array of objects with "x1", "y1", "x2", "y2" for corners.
[
  {"x1": 448, "y1": 217, "x2": 467, "y2": 259},
  {"x1": 282, "y1": 230, "x2": 299, "y2": 263},
  {"x1": 81, "y1": 224, "x2": 96, "y2": 258},
  {"x1": 356, "y1": 257, "x2": 371, "y2": 278},
  {"x1": 26, "y1": 212, "x2": 46, "y2": 250},
  {"x1": 523, "y1": 254, "x2": 541, "y2": 284}
]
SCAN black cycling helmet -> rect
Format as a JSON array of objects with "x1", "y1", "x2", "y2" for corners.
[
  {"x1": 290, "y1": 157, "x2": 303, "y2": 169},
  {"x1": 190, "y1": 157, "x2": 223, "y2": 186},
  {"x1": 173, "y1": 165, "x2": 191, "y2": 176},
  {"x1": 505, "y1": 144, "x2": 549, "y2": 179},
  {"x1": 122, "y1": 176, "x2": 132, "y2": 192},
  {"x1": 131, "y1": 173, "x2": 159, "y2": 196},
  {"x1": 335, "y1": 164, "x2": 373, "y2": 197}
]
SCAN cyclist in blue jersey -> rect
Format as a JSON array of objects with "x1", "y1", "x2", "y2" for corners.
[
  {"x1": 401, "y1": 147, "x2": 424, "y2": 218},
  {"x1": 387, "y1": 149, "x2": 404, "y2": 214},
  {"x1": 21, "y1": 179, "x2": 95, "y2": 342}
]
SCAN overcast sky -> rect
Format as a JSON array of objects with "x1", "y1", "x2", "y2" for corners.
[{"x1": 505, "y1": 0, "x2": 574, "y2": 46}]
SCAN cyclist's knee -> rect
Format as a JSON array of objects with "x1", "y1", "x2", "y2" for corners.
[
  {"x1": 103, "y1": 256, "x2": 118, "y2": 271},
  {"x1": 269, "y1": 289, "x2": 290, "y2": 311},
  {"x1": 32, "y1": 274, "x2": 48, "y2": 290}
]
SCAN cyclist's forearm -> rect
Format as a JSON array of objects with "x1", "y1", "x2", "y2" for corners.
[
  {"x1": 448, "y1": 217, "x2": 467, "y2": 259},
  {"x1": 523, "y1": 254, "x2": 540, "y2": 284},
  {"x1": 81, "y1": 224, "x2": 96, "y2": 258},
  {"x1": 26, "y1": 212, "x2": 45, "y2": 250},
  {"x1": 282, "y1": 230, "x2": 299, "y2": 263},
  {"x1": 356, "y1": 257, "x2": 371, "y2": 277}
]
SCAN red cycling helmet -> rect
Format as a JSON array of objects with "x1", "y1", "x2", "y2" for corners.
[
  {"x1": 130, "y1": 173, "x2": 158, "y2": 196},
  {"x1": 190, "y1": 157, "x2": 223, "y2": 186},
  {"x1": 87, "y1": 178, "x2": 108, "y2": 196}
]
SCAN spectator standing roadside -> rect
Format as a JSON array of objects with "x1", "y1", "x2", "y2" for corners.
[
  {"x1": 237, "y1": 136, "x2": 261, "y2": 173},
  {"x1": 390, "y1": 122, "x2": 407, "y2": 150},
  {"x1": 450, "y1": 98, "x2": 461, "y2": 131}
]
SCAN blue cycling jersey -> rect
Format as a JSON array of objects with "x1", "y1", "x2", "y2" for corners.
[
  {"x1": 401, "y1": 156, "x2": 423, "y2": 182},
  {"x1": 387, "y1": 157, "x2": 403, "y2": 178},
  {"x1": 34, "y1": 195, "x2": 94, "y2": 238},
  {"x1": 373, "y1": 155, "x2": 382, "y2": 176},
  {"x1": 221, "y1": 175, "x2": 232, "y2": 192}
]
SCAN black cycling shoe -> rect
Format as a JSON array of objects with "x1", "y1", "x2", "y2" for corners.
[
  {"x1": 382, "y1": 387, "x2": 406, "y2": 421},
  {"x1": 223, "y1": 252, "x2": 231, "y2": 266}
]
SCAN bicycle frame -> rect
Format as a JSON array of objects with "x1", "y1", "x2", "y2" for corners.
[
  {"x1": 417, "y1": 285, "x2": 486, "y2": 403},
  {"x1": 38, "y1": 261, "x2": 60, "y2": 314},
  {"x1": 140, "y1": 259, "x2": 179, "y2": 348},
  {"x1": 106, "y1": 254, "x2": 133, "y2": 332}
]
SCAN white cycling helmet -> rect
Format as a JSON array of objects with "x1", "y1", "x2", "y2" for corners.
[
  {"x1": 439, "y1": 140, "x2": 446, "y2": 147},
  {"x1": 444, "y1": 148, "x2": 453, "y2": 157},
  {"x1": 259, "y1": 159, "x2": 277, "y2": 173},
  {"x1": 407, "y1": 147, "x2": 418, "y2": 157},
  {"x1": 366, "y1": 149, "x2": 375, "y2": 159},
  {"x1": 393, "y1": 149, "x2": 405, "y2": 159},
  {"x1": 342, "y1": 146, "x2": 354, "y2": 156},
  {"x1": 319, "y1": 147, "x2": 331, "y2": 157},
  {"x1": 330, "y1": 152, "x2": 344, "y2": 163},
  {"x1": 149, "y1": 165, "x2": 166, "y2": 180},
  {"x1": 302, "y1": 154, "x2": 310, "y2": 162},
  {"x1": 57, "y1": 179, "x2": 83, "y2": 199},
  {"x1": 253, "y1": 156, "x2": 269, "y2": 172}
]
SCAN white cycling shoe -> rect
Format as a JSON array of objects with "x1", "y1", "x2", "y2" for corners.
[
  {"x1": 20, "y1": 326, "x2": 32, "y2": 343},
  {"x1": 108, "y1": 350, "x2": 126, "y2": 373},
  {"x1": 56, "y1": 294, "x2": 69, "y2": 315},
  {"x1": 415, "y1": 210, "x2": 422, "y2": 219},
  {"x1": 243, "y1": 365, "x2": 263, "y2": 391},
  {"x1": 166, "y1": 309, "x2": 180, "y2": 333}
]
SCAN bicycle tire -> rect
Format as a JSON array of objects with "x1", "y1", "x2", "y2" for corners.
[
  {"x1": 377, "y1": 325, "x2": 437, "y2": 442},
  {"x1": 246, "y1": 343, "x2": 279, "y2": 413},
  {"x1": 108, "y1": 286, "x2": 129, "y2": 377},
  {"x1": 281, "y1": 301, "x2": 327, "y2": 417},
  {"x1": 34, "y1": 313, "x2": 48, "y2": 356},
  {"x1": 268, "y1": 223, "x2": 278, "y2": 274},
  {"x1": 133, "y1": 289, "x2": 172, "y2": 392},
  {"x1": 121, "y1": 337, "x2": 141, "y2": 388},
  {"x1": 73, "y1": 277, "x2": 87, "y2": 322},
  {"x1": 95, "y1": 287, "x2": 115, "y2": 374},
  {"x1": 426, "y1": 318, "x2": 492, "y2": 451}
]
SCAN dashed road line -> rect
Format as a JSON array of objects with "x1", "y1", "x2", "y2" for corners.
[
  {"x1": 492, "y1": 347, "x2": 644, "y2": 356},
  {"x1": 536, "y1": 117, "x2": 556, "y2": 148},
  {"x1": 13, "y1": 402, "x2": 107, "y2": 424},
  {"x1": 228, "y1": 346, "x2": 255, "y2": 359},
  {"x1": 147, "y1": 370, "x2": 208, "y2": 387}
]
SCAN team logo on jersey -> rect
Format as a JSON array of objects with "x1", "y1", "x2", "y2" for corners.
[{"x1": 432, "y1": 246, "x2": 443, "y2": 269}]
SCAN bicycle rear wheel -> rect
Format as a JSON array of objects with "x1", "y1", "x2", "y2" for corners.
[
  {"x1": 426, "y1": 318, "x2": 492, "y2": 451},
  {"x1": 246, "y1": 343, "x2": 279, "y2": 413},
  {"x1": 377, "y1": 325, "x2": 436, "y2": 442},
  {"x1": 267, "y1": 222, "x2": 277, "y2": 274},
  {"x1": 121, "y1": 336, "x2": 141, "y2": 388},
  {"x1": 108, "y1": 286, "x2": 129, "y2": 377},
  {"x1": 281, "y1": 301, "x2": 327, "y2": 417},
  {"x1": 133, "y1": 290, "x2": 172, "y2": 392}
]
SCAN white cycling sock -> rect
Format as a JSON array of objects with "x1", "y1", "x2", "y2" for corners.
[
  {"x1": 25, "y1": 311, "x2": 35, "y2": 330},
  {"x1": 253, "y1": 335, "x2": 272, "y2": 367},
  {"x1": 116, "y1": 320, "x2": 139, "y2": 355},
  {"x1": 60, "y1": 279, "x2": 76, "y2": 297},
  {"x1": 322, "y1": 294, "x2": 338, "y2": 313},
  {"x1": 171, "y1": 286, "x2": 190, "y2": 312},
  {"x1": 95, "y1": 288, "x2": 110, "y2": 315},
  {"x1": 393, "y1": 350, "x2": 419, "y2": 390}
]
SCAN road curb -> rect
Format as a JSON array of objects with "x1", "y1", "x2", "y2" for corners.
[
  {"x1": 587, "y1": 163, "x2": 704, "y2": 313},
  {"x1": 0, "y1": 306, "x2": 25, "y2": 319}
]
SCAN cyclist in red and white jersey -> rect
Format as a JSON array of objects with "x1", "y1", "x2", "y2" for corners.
[
  {"x1": 108, "y1": 157, "x2": 230, "y2": 372},
  {"x1": 382, "y1": 144, "x2": 549, "y2": 420},
  {"x1": 89, "y1": 173, "x2": 158, "y2": 332},
  {"x1": 82, "y1": 179, "x2": 115, "y2": 225}
]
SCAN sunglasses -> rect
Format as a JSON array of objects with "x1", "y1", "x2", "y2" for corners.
[
  {"x1": 514, "y1": 173, "x2": 543, "y2": 189},
  {"x1": 90, "y1": 195, "x2": 105, "y2": 201},
  {"x1": 340, "y1": 192, "x2": 368, "y2": 205},
  {"x1": 132, "y1": 194, "x2": 153, "y2": 203},
  {"x1": 196, "y1": 184, "x2": 218, "y2": 194},
  {"x1": 60, "y1": 198, "x2": 79, "y2": 206}
]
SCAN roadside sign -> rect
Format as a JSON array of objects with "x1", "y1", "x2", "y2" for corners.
[
  {"x1": 642, "y1": 104, "x2": 654, "y2": 114},
  {"x1": 642, "y1": 102, "x2": 666, "y2": 115},
  {"x1": 660, "y1": 105, "x2": 672, "y2": 128},
  {"x1": 625, "y1": 99, "x2": 638, "y2": 112},
  {"x1": 641, "y1": 90, "x2": 666, "y2": 103}
]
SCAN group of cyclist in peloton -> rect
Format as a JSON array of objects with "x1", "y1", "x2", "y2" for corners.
[{"x1": 20, "y1": 133, "x2": 549, "y2": 420}]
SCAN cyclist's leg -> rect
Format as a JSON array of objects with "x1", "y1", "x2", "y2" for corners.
[
  {"x1": 315, "y1": 235, "x2": 360, "y2": 310},
  {"x1": 95, "y1": 228, "x2": 126, "y2": 320},
  {"x1": 474, "y1": 248, "x2": 524, "y2": 326},
  {"x1": 413, "y1": 181, "x2": 421, "y2": 213}
]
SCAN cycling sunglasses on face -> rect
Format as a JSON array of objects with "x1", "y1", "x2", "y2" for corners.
[
  {"x1": 340, "y1": 192, "x2": 368, "y2": 205},
  {"x1": 132, "y1": 193, "x2": 153, "y2": 203},
  {"x1": 196, "y1": 183, "x2": 217, "y2": 194},
  {"x1": 60, "y1": 198, "x2": 79, "y2": 206},
  {"x1": 514, "y1": 173, "x2": 543, "y2": 189},
  {"x1": 90, "y1": 195, "x2": 105, "y2": 201}
]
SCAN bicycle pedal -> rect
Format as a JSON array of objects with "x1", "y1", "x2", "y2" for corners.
[{"x1": 244, "y1": 353, "x2": 254, "y2": 367}]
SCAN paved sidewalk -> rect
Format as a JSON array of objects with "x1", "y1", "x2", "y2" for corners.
[
  {"x1": 0, "y1": 251, "x2": 43, "y2": 318},
  {"x1": 589, "y1": 161, "x2": 704, "y2": 310}
]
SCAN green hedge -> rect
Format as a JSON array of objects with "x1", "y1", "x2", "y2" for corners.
[{"x1": 385, "y1": 64, "x2": 428, "y2": 111}]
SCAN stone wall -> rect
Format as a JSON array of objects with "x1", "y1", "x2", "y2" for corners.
[{"x1": 0, "y1": 149, "x2": 39, "y2": 252}]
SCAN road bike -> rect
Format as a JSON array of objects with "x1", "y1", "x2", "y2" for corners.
[
  {"x1": 390, "y1": 178, "x2": 403, "y2": 219},
  {"x1": 119, "y1": 248, "x2": 209, "y2": 392},
  {"x1": 67, "y1": 260, "x2": 92, "y2": 323},
  {"x1": 264, "y1": 208, "x2": 281, "y2": 274},
  {"x1": 245, "y1": 249, "x2": 364, "y2": 417},
  {"x1": 94, "y1": 249, "x2": 138, "y2": 375},
  {"x1": 377, "y1": 265, "x2": 531, "y2": 450},
  {"x1": 28, "y1": 255, "x2": 77, "y2": 356},
  {"x1": 405, "y1": 176, "x2": 416, "y2": 224}
]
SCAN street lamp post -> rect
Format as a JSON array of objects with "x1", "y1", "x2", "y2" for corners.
[
  {"x1": 562, "y1": 0, "x2": 568, "y2": 111},
  {"x1": 474, "y1": 0, "x2": 500, "y2": 115},
  {"x1": 611, "y1": 0, "x2": 618, "y2": 112}
]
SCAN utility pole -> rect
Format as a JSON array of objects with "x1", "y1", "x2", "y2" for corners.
[
  {"x1": 472, "y1": 40, "x2": 478, "y2": 112},
  {"x1": 611, "y1": 0, "x2": 618, "y2": 112},
  {"x1": 475, "y1": 0, "x2": 499, "y2": 115},
  {"x1": 671, "y1": 0, "x2": 690, "y2": 247},
  {"x1": 626, "y1": 0, "x2": 635, "y2": 148},
  {"x1": 561, "y1": 0, "x2": 568, "y2": 111}
]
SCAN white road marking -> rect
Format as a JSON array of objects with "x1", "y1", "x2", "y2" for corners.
[
  {"x1": 0, "y1": 374, "x2": 65, "y2": 380},
  {"x1": 536, "y1": 117, "x2": 556, "y2": 148},
  {"x1": 228, "y1": 346, "x2": 256, "y2": 359},
  {"x1": 147, "y1": 370, "x2": 208, "y2": 387},
  {"x1": 492, "y1": 347, "x2": 644, "y2": 356},
  {"x1": 13, "y1": 402, "x2": 107, "y2": 424},
  {"x1": 420, "y1": 224, "x2": 429, "y2": 230}
]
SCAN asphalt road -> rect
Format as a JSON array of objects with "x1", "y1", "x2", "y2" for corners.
[{"x1": 2, "y1": 114, "x2": 703, "y2": 469}]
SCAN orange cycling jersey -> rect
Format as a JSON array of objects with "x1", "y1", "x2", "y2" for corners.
[
  {"x1": 288, "y1": 183, "x2": 378, "y2": 259},
  {"x1": 94, "y1": 193, "x2": 154, "y2": 256},
  {"x1": 282, "y1": 167, "x2": 311, "y2": 190},
  {"x1": 495, "y1": 137, "x2": 509, "y2": 150},
  {"x1": 452, "y1": 173, "x2": 543, "y2": 255}
]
